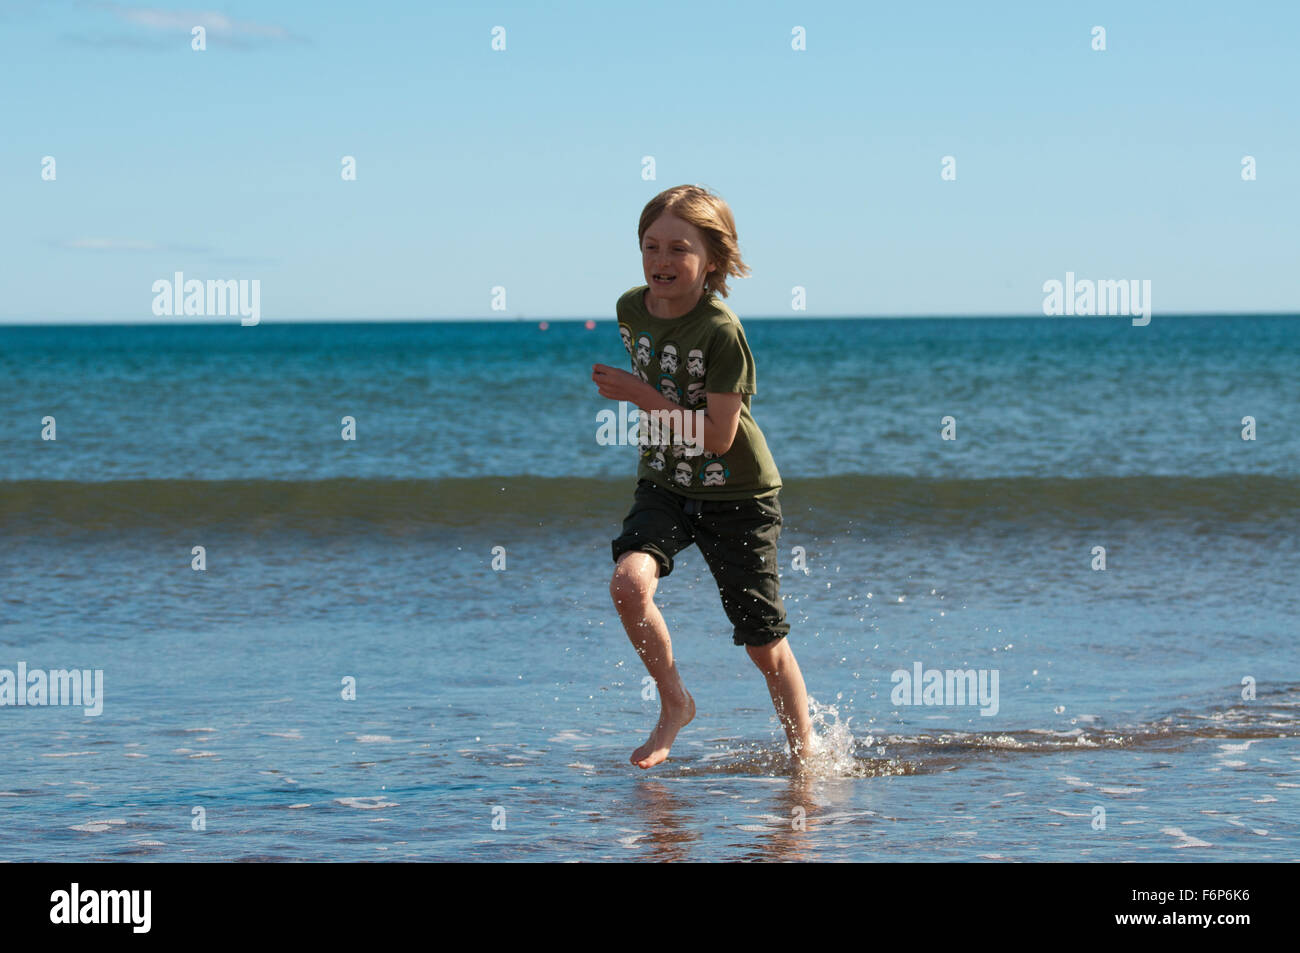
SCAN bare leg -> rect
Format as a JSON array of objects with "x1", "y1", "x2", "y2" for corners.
[
  {"x1": 610, "y1": 551, "x2": 695, "y2": 768},
  {"x1": 746, "y1": 638, "x2": 813, "y2": 771}
]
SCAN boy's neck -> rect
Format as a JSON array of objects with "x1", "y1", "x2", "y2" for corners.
[{"x1": 644, "y1": 286, "x2": 705, "y2": 320}]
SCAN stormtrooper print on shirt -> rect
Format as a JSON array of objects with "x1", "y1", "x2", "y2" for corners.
[{"x1": 615, "y1": 285, "x2": 781, "y2": 501}]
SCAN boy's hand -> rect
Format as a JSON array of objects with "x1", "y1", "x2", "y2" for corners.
[{"x1": 592, "y1": 363, "x2": 653, "y2": 404}]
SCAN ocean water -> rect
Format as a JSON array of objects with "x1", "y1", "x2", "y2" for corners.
[{"x1": 1, "y1": 315, "x2": 1297, "y2": 861}]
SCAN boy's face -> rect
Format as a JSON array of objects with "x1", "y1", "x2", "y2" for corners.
[{"x1": 642, "y1": 213, "x2": 715, "y2": 308}]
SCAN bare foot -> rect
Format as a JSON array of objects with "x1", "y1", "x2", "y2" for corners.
[{"x1": 631, "y1": 688, "x2": 695, "y2": 769}]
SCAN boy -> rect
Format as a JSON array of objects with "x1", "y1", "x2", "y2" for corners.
[{"x1": 591, "y1": 185, "x2": 814, "y2": 772}]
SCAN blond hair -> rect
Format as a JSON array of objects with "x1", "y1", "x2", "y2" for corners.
[{"x1": 637, "y1": 185, "x2": 751, "y2": 299}]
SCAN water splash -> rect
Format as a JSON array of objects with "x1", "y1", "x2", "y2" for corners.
[
  {"x1": 802, "y1": 695, "x2": 860, "y2": 776},
  {"x1": 801, "y1": 695, "x2": 919, "y2": 778},
  {"x1": 671, "y1": 695, "x2": 918, "y2": 779}
]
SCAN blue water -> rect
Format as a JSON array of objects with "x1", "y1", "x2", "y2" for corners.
[
  {"x1": 1, "y1": 315, "x2": 1297, "y2": 860},
  {"x1": 3, "y1": 315, "x2": 1297, "y2": 481}
]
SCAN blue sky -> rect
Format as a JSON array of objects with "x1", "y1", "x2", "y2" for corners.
[{"x1": 3, "y1": 0, "x2": 1297, "y2": 322}]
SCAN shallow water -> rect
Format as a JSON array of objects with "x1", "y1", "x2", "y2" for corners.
[{"x1": 1, "y1": 317, "x2": 1297, "y2": 860}]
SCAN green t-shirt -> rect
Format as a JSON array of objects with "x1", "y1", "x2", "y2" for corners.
[{"x1": 616, "y1": 285, "x2": 782, "y2": 500}]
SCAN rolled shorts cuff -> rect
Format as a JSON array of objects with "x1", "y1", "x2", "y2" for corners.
[{"x1": 731, "y1": 622, "x2": 791, "y2": 648}]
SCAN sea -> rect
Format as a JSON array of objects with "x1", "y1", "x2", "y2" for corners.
[{"x1": 1, "y1": 313, "x2": 1296, "y2": 861}]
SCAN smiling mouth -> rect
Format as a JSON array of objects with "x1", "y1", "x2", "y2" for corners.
[{"x1": 653, "y1": 274, "x2": 676, "y2": 284}]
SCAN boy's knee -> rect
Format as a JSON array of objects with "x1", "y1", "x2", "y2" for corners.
[{"x1": 610, "y1": 551, "x2": 657, "y2": 607}]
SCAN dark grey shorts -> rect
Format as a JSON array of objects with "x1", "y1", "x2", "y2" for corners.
[{"x1": 611, "y1": 478, "x2": 790, "y2": 647}]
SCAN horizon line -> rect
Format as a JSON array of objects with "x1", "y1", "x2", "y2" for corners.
[{"x1": 1, "y1": 310, "x2": 1297, "y2": 328}]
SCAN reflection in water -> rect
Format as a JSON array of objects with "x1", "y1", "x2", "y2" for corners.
[
  {"x1": 628, "y1": 774, "x2": 878, "y2": 862},
  {"x1": 737, "y1": 775, "x2": 820, "y2": 862},
  {"x1": 629, "y1": 781, "x2": 701, "y2": 862}
]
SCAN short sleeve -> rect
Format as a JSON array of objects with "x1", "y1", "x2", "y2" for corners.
[{"x1": 705, "y1": 320, "x2": 756, "y2": 395}]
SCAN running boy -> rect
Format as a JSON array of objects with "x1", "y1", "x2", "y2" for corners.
[{"x1": 591, "y1": 184, "x2": 814, "y2": 772}]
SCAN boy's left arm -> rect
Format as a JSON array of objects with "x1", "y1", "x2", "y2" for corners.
[
  {"x1": 701, "y1": 392, "x2": 741, "y2": 454},
  {"x1": 697, "y1": 320, "x2": 754, "y2": 455},
  {"x1": 590, "y1": 364, "x2": 740, "y2": 454}
]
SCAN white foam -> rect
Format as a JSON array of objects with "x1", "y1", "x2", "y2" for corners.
[
  {"x1": 336, "y1": 796, "x2": 396, "y2": 809},
  {"x1": 1217, "y1": 741, "x2": 1256, "y2": 754},
  {"x1": 68, "y1": 818, "x2": 126, "y2": 834},
  {"x1": 820, "y1": 811, "x2": 876, "y2": 824},
  {"x1": 1160, "y1": 827, "x2": 1212, "y2": 849}
]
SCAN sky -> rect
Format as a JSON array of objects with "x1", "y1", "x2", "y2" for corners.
[{"x1": 2, "y1": 0, "x2": 1297, "y2": 322}]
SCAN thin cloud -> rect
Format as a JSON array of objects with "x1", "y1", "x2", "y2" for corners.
[
  {"x1": 53, "y1": 239, "x2": 277, "y2": 265},
  {"x1": 56, "y1": 238, "x2": 211, "y2": 253},
  {"x1": 103, "y1": 3, "x2": 296, "y2": 39},
  {"x1": 61, "y1": 31, "x2": 172, "y2": 49},
  {"x1": 66, "y1": 1, "x2": 308, "y2": 47}
]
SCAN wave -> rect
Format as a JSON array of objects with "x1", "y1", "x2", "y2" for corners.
[{"x1": 1, "y1": 474, "x2": 1295, "y2": 533}]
